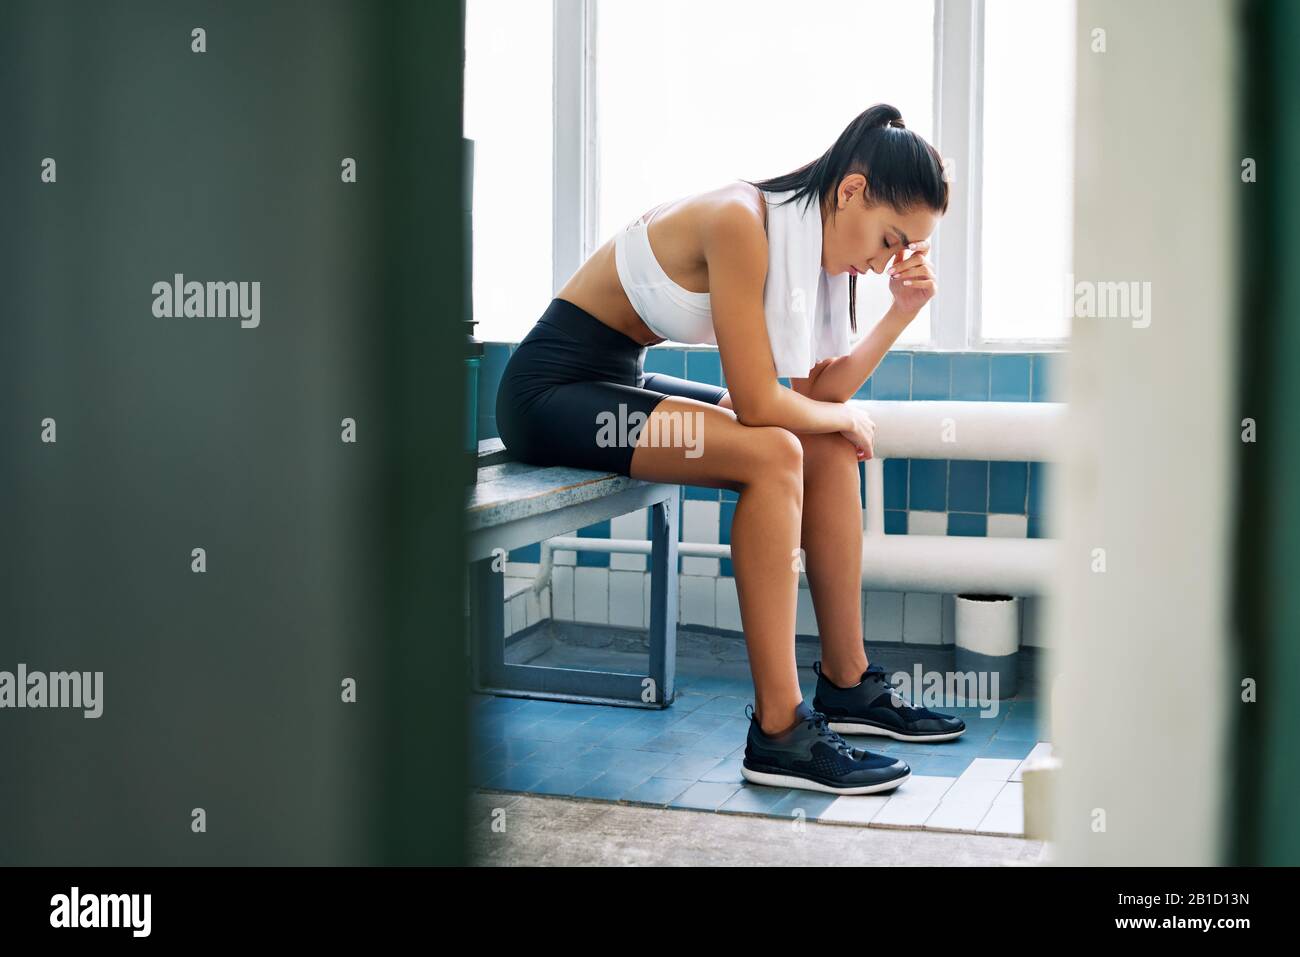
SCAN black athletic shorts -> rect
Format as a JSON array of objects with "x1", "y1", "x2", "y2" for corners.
[{"x1": 495, "y1": 297, "x2": 728, "y2": 475}]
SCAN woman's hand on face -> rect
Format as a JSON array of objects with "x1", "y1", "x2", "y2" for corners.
[
  {"x1": 839, "y1": 404, "x2": 877, "y2": 461},
  {"x1": 887, "y1": 239, "x2": 936, "y2": 313}
]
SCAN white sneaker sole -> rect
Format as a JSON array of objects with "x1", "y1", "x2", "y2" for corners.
[
  {"x1": 826, "y1": 721, "x2": 965, "y2": 742},
  {"x1": 740, "y1": 765, "x2": 911, "y2": 795}
]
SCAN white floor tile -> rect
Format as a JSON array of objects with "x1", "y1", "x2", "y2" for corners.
[
  {"x1": 871, "y1": 775, "x2": 956, "y2": 827},
  {"x1": 820, "y1": 794, "x2": 891, "y2": 825},
  {"x1": 924, "y1": 778, "x2": 1006, "y2": 831},
  {"x1": 891, "y1": 774, "x2": 956, "y2": 799},
  {"x1": 976, "y1": 782, "x2": 1025, "y2": 835},
  {"x1": 1011, "y1": 742, "x2": 1054, "y2": 782},
  {"x1": 958, "y1": 758, "x2": 1023, "y2": 782}
]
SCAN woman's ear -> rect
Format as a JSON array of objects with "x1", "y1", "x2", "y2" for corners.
[{"x1": 838, "y1": 172, "x2": 868, "y2": 210}]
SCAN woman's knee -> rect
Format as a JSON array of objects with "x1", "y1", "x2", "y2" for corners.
[{"x1": 742, "y1": 426, "x2": 804, "y2": 490}]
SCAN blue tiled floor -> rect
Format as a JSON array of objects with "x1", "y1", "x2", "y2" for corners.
[{"x1": 472, "y1": 664, "x2": 1044, "y2": 823}]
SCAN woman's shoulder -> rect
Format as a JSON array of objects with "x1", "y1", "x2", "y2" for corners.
[
  {"x1": 705, "y1": 180, "x2": 768, "y2": 231},
  {"x1": 689, "y1": 182, "x2": 769, "y2": 280},
  {"x1": 691, "y1": 181, "x2": 768, "y2": 253}
]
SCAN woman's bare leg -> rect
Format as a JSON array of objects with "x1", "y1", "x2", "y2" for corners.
[
  {"x1": 629, "y1": 397, "x2": 804, "y2": 734},
  {"x1": 797, "y1": 431, "x2": 871, "y2": 687}
]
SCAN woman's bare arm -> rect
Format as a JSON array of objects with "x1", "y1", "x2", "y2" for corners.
[
  {"x1": 793, "y1": 240, "x2": 934, "y2": 401},
  {"x1": 705, "y1": 202, "x2": 855, "y2": 435},
  {"x1": 790, "y1": 304, "x2": 914, "y2": 402}
]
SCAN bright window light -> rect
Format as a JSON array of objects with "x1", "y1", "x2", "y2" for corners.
[
  {"x1": 596, "y1": 0, "x2": 936, "y2": 344},
  {"x1": 463, "y1": 0, "x2": 553, "y2": 343},
  {"x1": 980, "y1": 0, "x2": 1076, "y2": 341}
]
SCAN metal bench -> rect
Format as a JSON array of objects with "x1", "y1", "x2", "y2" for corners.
[{"x1": 466, "y1": 438, "x2": 680, "y2": 708}]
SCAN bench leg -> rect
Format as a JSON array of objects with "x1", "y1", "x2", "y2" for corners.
[
  {"x1": 469, "y1": 557, "x2": 506, "y2": 690},
  {"x1": 468, "y1": 488, "x2": 680, "y2": 708},
  {"x1": 647, "y1": 490, "x2": 679, "y2": 706}
]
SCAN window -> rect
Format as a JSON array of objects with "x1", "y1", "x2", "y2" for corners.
[
  {"x1": 464, "y1": 0, "x2": 1077, "y2": 349},
  {"x1": 596, "y1": 0, "x2": 936, "y2": 343},
  {"x1": 980, "y1": 0, "x2": 1076, "y2": 341},
  {"x1": 463, "y1": 0, "x2": 553, "y2": 343}
]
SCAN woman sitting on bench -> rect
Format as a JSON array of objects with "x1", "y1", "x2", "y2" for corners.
[{"x1": 496, "y1": 104, "x2": 964, "y2": 796}]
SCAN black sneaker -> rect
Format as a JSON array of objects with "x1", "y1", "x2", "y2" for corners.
[
  {"x1": 740, "y1": 701, "x2": 911, "y2": 795},
  {"x1": 813, "y1": 661, "x2": 966, "y2": 741}
]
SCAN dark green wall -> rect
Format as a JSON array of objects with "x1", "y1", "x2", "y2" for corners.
[
  {"x1": 0, "y1": 0, "x2": 468, "y2": 865},
  {"x1": 1231, "y1": 0, "x2": 1300, "y2": 867}
]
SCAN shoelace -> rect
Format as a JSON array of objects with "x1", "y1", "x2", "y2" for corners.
[{"x1": 802, "y1": 709, "x2": 856, "y2": 758}]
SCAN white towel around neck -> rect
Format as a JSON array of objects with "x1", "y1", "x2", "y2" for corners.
[{"x1": 760, "y1": 188, "x2": 851, "y2": 379}]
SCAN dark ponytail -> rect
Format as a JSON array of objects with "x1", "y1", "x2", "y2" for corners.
[{"x1": 743, "y1": 104, "x2": 948, "y2": 334}]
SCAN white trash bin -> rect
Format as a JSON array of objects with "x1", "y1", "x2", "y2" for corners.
[{"x1": 954, "y1": 593, "x2": 1020, "y2": 700}]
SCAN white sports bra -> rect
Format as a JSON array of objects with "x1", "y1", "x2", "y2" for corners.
[{"x1": 613, "y1": 203, "x2": 716, "y2": 345}]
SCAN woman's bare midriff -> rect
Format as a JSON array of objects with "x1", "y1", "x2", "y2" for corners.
[{"x1": 554, "y1": 181, "x2": 767, "y2": 346}]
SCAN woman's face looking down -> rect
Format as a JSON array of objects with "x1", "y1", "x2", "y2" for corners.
[{"x1": 821, "y1": 172, "x2": 941, "y2": 278}]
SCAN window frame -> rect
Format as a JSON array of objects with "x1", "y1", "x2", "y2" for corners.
[{"x1": 551, "y1": 0, "x2": 1070, "y2": 352}]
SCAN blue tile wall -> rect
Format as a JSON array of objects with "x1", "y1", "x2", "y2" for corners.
[
  {"x1": 479, "y1": 344, "x2": 1067, "y2": 560},
  {"x1": 684, "y1": 485, "x2": 719, "y2": 502},
  {"x1": 991, "y1": 354, "x2": 1032, "y2": 402},
  {"x1": 948, "y1": 512, "x2": 987, "y2": 537},
  {"x1": 510, "y1": 542, "x2": 541, "y2": 563},
  {"x1": 1028, "y1": 462, "x2": 1050, "y2": 517},
  {"x1": 1031, "y1": 353, "x2": 1061, "y2": 402},
  {"x1": 909, "y1": 460, "x2": 947, "y2": 511},
  {"x1": 989, "y1": 461, "x2": 1029, "y2": 514},
  {"x1": 947, "y1": 460, "x2": 989, "y2": 513},
  {"x1": 477, "y1": 342, "x2": 512, "y2": 441},
  {"x1": 1027, "y1": 463, "x2": 1052, "y2": 538},
  {"x1": 577, "y1": 521, "x2": 612, "y2": 568},
  {"x1": 872, "y1": 353, "x2": 912, "y2": 399},
  {"x1": 686, "y1": 350, "x2": 724, "y2": 386},
  {"x1": 951, "y1": 354, "x2": 990, "y2": 400},
  {"x1": 911, "y1": 353, "x2": 951, "y2": 400},
  {"x1": 883, "y1": 459, "x2": 908, "y2": 510},
  {"x1": 643, "y1": 346, "x2": 685, "y2": 378}
]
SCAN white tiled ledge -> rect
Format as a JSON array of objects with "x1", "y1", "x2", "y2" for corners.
[{"x1": 816, "y1": 755, "x2": 1045, "y2": 836}]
